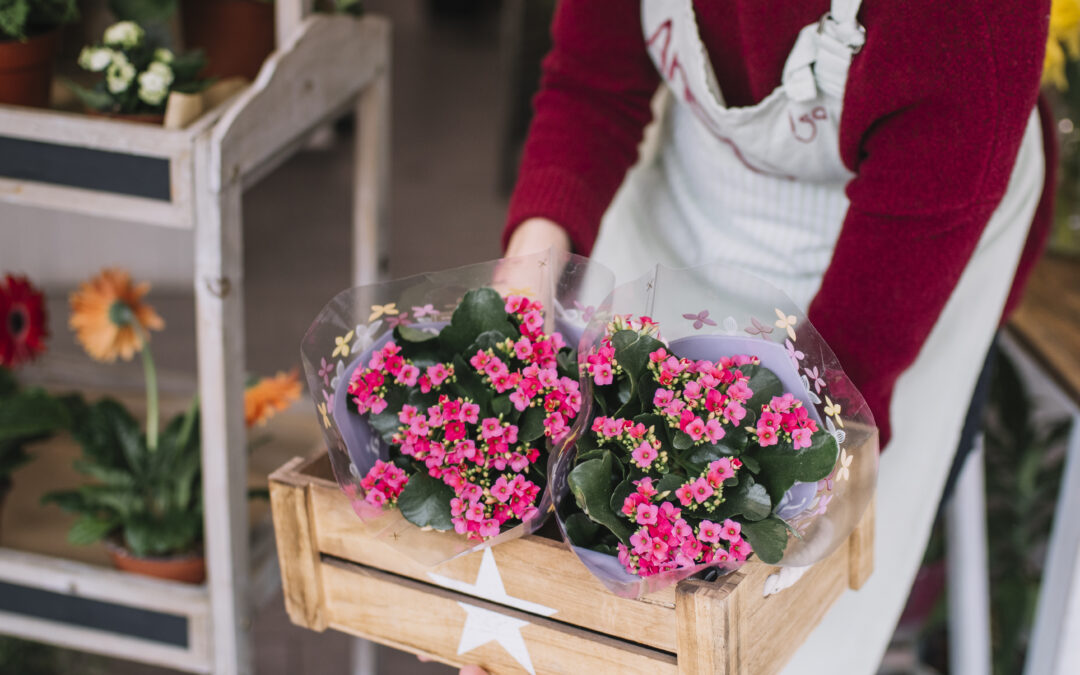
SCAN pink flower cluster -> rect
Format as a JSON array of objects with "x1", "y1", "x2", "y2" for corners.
[
  {"x1": 348, "y1": 341, "x2": 457, "y2": 414},
  {"x1": 672, "y1": 457, "x2": 741, "y2": 511},
  {"x1": 591, "y1": 416, "x2": 667, "y2": 472},
  {"x1": 753, "y1": 392, "x2": 819, "y2": 449},
  {"x1": 617, "y1": 476, "x2": 752, "y2": 576},
  {"x1": 358, "y1": 459, "x2": 408, "y2": 507},
  {"x1": 349, "y1": 295, "x2": 579, "y2": 541}
]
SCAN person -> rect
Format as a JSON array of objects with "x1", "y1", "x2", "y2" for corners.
[{"x1": 489, "y1": 0, "x2": 1055, "y2": 673}]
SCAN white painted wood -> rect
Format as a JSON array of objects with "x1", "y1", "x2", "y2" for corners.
[
  {"x1": 354, "y1": 65, "x2": 391, "y2": 285},
  {"x1": 275, "y1": 0, "x2": 316, "y2": 48},
  {"x1": 0, "y1": 612, "x2": 212, "y2": 674},
  {"x1": 0, "y1": 177, "x2": 191, "y2": 228},
  {"x1": 0, "y1": 105, "x2": 190, "y2": 156},
  {"x1": 0, "y1": 547, "x2": 209, "y2": 614},
  {"x1": 1025, "y1": 409, "x2": 1080, "y2": 675},
  {"x1": 211, "y1": 16, "x2": 390, "y2": 194},
  {"x1": 945, "y1": 440, "x2": 993, "y2": 675},
  {"x1": 193, "y1": 132, "x2": 252, "y2": 675}
]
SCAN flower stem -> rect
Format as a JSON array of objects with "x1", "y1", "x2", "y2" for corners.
[{"x1": 134, "y1": 322, "x2": 159, "y2": 452}]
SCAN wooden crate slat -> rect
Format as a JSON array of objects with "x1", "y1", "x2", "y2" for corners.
[
  {"x1": 0, "y1": 105, "x2": 191, "y2": 156},
  {"x1": 321, "y1": 558, "x2": 679, "y2": 675},
  {"x1": 306, "y1": 468, "x2": 681, "y2": 652}
]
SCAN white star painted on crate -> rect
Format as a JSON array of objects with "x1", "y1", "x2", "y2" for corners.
[{"x1": 427, "y1": 548, "x2": 557, "y2": 674}]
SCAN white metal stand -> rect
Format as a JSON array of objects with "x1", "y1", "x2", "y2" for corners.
[
  {"x1": 0, "y1": 11, "x2": 390, "y2": 674},
  {"x1": 1024, "y1": 404, "x2": 1080, "y2": 675},
  {"x1": 945, "y1": 439, "x2": 993, "y2": 675}
]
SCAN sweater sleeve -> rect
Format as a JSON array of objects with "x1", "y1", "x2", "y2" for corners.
[
  {"x1": 502, "y1": 0, "x2": 661, "y2": 255},
  {"x1": 807, "y1": 0, "x2": 1049, "y2": 446}
]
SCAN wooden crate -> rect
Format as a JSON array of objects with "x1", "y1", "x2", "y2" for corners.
[{"x1": 270, "y1": 452, "x2": 874, "y2": 675}]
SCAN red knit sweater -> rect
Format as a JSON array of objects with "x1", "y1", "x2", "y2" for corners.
[{"x1": 504, "y1": 0, "x2": 1054, "y2": 446}]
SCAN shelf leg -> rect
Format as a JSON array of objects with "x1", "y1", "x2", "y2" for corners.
[
  {"x1": 1025, "y1": 409, "x2": 1080, "y2": 675},
  {"x1": 194, "y1": 135, "x2": 252, "y2": 675},
  {"x1": 353, "y1": 58, "x2": 391, "y2": 286},
  {"x1": 945, "y1": 438, "x2": 992, "y2": 675}
]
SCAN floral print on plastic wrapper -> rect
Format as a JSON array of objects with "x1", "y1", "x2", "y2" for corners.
[
  {"x1": 551, "y1": 264, "x2": 879, "y2": 598},
  {"x1": 300, "y1": 251, "x2": 615, "y2": 566}
]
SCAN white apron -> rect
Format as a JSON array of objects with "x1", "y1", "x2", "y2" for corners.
[{"x1": 589, "y1": 0, "x2": 1045, "y2": 671}]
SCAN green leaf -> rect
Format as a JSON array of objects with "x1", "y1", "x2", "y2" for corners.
[
  {"x1": 740, "y1": 364, "x2": 785, "y2": 413},
  {"x1": 68, "y1": 516, "x2": 117, "y2": 546},
  {"x1": 750, "y1": 431, "x2": 839, "y2": 506},
  {"x1": 64, "y1": 79, "x2": 113, "y2": 112},
  {"x1": 564, "y1": 512, "x2": 601, "y2": 547},
  {"x1": 568, "y1": 452, "x2": 632, "y2": 543},
  {"x1": 741, "y1": 516, "x2": 790, "y2": 564},
  {"x1": 682, "y1": 443, "x2": 737, "y2": 474},
  {"x1": 0, "y1": 389, "x2": 70, "y2": 444},
  {"x1": 519, "y1": 406, "x2": 546, "y2": 443},
  {"x1": 672, "y1": 431, "x2": 693, "y2": 451},
  {"x1": 108, "y1": 0, "x2": 176, "y2": 22},
  {"x1": 492, "y1": 395, "x2": 512, "y2": 418},
  {"x1": 710, "y1": 477, "x2": 772, "y2": 522},
  {"x1": 611, "y1": 330, "x2": 665, "y2": 383},
  {"x1": 654, "y1": 472, "x2": 686, "y2": 498},
  {"x1": 439, "y1": 288, "x2": 517, "y2": 355},
  {"x1": 609, "y1": 478, "x2": 633, "y2": 516},
  {"x1": 395, "y1": 325, "x2": 441, "y2": 363},
  {"x1": 397, "y1": 472, "x2": 455, "y2": 531},
  {"x1": 396, "y1": 324, "x2": 438, "y2": 344}
]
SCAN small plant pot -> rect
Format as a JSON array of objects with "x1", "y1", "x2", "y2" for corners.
[
  {"x1": 0, "y1": 29, "x2": 60, "y2": 108},
  {"x1": 105, "y1": 539, "x2": 207, "y2": 584},
  {"x1": 181, "y1": 0, "x2": 276, "y2": 81}
]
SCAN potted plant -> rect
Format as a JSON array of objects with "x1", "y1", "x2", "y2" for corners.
[
  {"x1": 180, "y1": 0, "x2": 275, "y2": 81},
  {"x1": 68, "y1": 21, "x2": 208, "y2": 124},
  {"x1": 42, "y1": 268, "x2": 300, "y2": 583},
  {"x1": 0, "y1": 274, "x2": 67, "y2": 541},
  {"x1": 0, "y1": 0, "x2": 77, "y2": 107}
]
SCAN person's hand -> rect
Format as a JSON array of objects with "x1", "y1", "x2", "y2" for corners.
[
  {"x1": 504, "y1": 217, "x2": 571, "y2": 258},
  {"x1": 458, "y1": 667, "x2": 488, "y2": 675}
]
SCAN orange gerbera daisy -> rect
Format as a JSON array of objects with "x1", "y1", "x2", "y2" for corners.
[
  {"x1": 69, "y1": 268, "x2": 165, "y2": 362},
  {"x1": 245, "y1": 370, "x2": 302, "y2": 428}
]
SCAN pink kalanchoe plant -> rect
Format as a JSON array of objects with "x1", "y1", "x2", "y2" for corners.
[
  {"x1": 345, "y1": 289, "x2": 581, "y2": 542},
  {"x1": 563, "y1": 314, "x2": 839, "y2": 577}
]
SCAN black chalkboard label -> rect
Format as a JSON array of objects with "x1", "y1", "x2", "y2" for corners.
[
  {"x1": 0, "y1": 136, "x2": 172, "y2": 202},
  {"x1": 0, "y1": 580, "x2": 189, "y2": 648}
]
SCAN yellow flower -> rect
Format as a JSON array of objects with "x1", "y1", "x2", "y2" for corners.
[
  {"x1": 245, "y1": 370, "x2": 302, "y2": 428},
  {"x1": 368, "y1": 303, "x2": 399, "y2": 322},
  {"x1": 69, "y1": 268, "x2": 164, "y2": 362},
  {"x1": 773, "y1": 308, "x2": 797, "y2": 341},
  {"x1": 1045, "y1": 0, "x2": 1080, "y2": 89},
  {"x1": 332, "y1": 330, "x2": 354, "y2": 358},
  {"x1": 317, "y1": 402, "x2": 331, "y2": 428},
  {"x1": 837, "y1": 448, "x2": 853, "y2": 482}
]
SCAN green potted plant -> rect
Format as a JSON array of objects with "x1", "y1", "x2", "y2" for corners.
[
  {"x1": 68, "y1": 21, "x2": 208, "y2": 124},
  {"x1": 0, "y1": 274, "x2": 68, "y2": 541},
  {"x1": 0, "y1": 0, "x2": 77, "y2": 106},
  {"x1": 42, "y1": 268, "x2": 300, "y2": 583}
]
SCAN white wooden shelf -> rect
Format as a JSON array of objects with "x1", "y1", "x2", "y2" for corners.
[{"x1": 0, "y1": 9, "x2": 390, "y2": 675}]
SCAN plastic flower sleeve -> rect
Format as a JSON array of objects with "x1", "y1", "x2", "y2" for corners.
[
  {"x1": 552, "y1": 263, "x2": 879, "y2": 597},
  {"x1": 301, "y1": 251, "x2": 614, "y2": 566}
]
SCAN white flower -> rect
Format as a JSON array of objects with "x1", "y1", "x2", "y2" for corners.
[
  {"x1": 137, "y1": 61, "x2": 174, "y2": 106},
  {"x1": 153, "y1": 48, "x2": 174, "y2": 64},
  {"x1": 105, "y1": 53, "x2": 136, "y2": 95},
  {"x1": 103, "y1": 21, "x2": 145, "y2": 49},
  {"x1": 78, "y1": 47, "x2": 113, "y2": 73}
]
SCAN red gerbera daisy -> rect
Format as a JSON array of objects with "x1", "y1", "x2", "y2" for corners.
[{"x1": 0, "y1": 275, "x2": 48, "y2": 368}]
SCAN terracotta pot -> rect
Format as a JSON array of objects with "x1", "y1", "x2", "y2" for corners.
[
  {"x1": 181, "y1": 0, "x2": 275, "y2": 81},
  {"x1": 85, "y1": 109, "x2": 165, "y2": 125},
  {"x1": 105, "y1": 539, "x2": 207, "y2": 584},
  {"x1": 0, "y1": 30, "x2": 60, "y2": 108}
]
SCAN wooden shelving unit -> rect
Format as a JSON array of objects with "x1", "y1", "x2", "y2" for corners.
[{"x1": 0, "y1": 7, "x2": 390, "y2": 674}]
